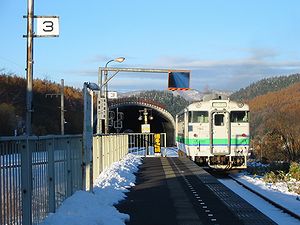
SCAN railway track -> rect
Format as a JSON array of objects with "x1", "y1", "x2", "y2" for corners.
[
  {"x1": 206, "y1": 169, "x2": 300, "y2": 224},
  {"x1": 228, "y1": 175, "x2": 300, "y2": 221}
]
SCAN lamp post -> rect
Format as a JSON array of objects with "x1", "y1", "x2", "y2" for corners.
[{"x1": 97, "y1": 57, "x2": 125, "y2": 134}]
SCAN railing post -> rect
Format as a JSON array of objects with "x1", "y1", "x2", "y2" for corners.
[
  {"x1": 114, "y1": 135, "x2": 117, "y2": 163},
  {"x1": 66, "y1": 139, "x2": 72, "y2": 197},
  {"x1": 92, "y1": 136, "x2": 97, "y2": 182},
  {"x1": 98, "y1": 136, "x2": 103, "y2": 174},
  {"x1": 125, "y1": 134, "x2": 128, "y2": 156},
  {"x1": 47, "y1": 139, "x2": 55, "y2": 213},
  {"x1": 21, "y1": 138, "x2": 32, "y2": 225}
]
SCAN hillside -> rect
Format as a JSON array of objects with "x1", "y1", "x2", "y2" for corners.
[
  {"x1": 230, "y1": 73, "x2": 300, "y2": 101},
  {"x1": 248, "y1": 82, "x2": 300, "y2": 162},
  {"x1": 0, "y1": 74, "x2": 83, "y2": 136}
]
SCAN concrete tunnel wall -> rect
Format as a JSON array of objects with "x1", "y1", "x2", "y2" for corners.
[{"x1": 108, "y1": 102, "x2": 176, "y2": 146}]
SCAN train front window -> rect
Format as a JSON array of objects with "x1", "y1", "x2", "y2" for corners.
[
  {"x1": 188, "y1": 111, "x2": 209, "y2": 123},
  {"x1": 230, "y1": 111, "x2": 249, "y2": 123},
  {"x1": 214, "y1": 114, "x2": 224, "y2": 126}
]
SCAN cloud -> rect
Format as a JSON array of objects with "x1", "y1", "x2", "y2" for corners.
[
  {"x1": 248, "y1": 48, "x2": 278, "y2": 60},
  {"x1": 82, "y1": 55, "x2": 111, "y2": 64},
  {"x1": 147, "y1": 48, "x2": 300, "y2": 91},
  {"x1": 63, "y1": 48, "x2": 300, "y2": 92}
]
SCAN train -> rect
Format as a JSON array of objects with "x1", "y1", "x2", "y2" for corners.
[{"x1": 175, "y1": 94, "x2": 250, "y2": 170}]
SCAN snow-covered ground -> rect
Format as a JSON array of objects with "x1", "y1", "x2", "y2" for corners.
[
  {"x1": 40, "y1": 148, "x2": 300, "y2": 225},
  {"x1": 41, "y1": 153, "x2": 143, "y2": 225}
]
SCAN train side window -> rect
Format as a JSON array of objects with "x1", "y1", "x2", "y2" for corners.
[
  {"x1": 188, "y1": 111, "x2": 192, "y2": 123},
  {"x1": 230, "y1": 111, "x2": 249, "y2": 123},
  {"x1": 215, "y1": 114, "x2": 224, "y2": 126},
  {"x1": 189, "y1": 111, "x2": 208, "y2": 123}
]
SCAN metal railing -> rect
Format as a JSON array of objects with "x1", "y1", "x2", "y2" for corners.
[
  {"x1": 128, "y1": 133, "x2": 167, "y2": 156},
  {"x1": 0, "y1": 135, "x2": 82, "y2": 225},
  {"x1": 0, "y1": 133, "x2": 165, "y2": 225},
  {"x1": 92, "y1": 134, "x2": 128, "y2": 183}
]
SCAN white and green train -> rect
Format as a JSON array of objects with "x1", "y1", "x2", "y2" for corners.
[{"x1": 176, "y1": 95, "x2": 249, "y2": 170}]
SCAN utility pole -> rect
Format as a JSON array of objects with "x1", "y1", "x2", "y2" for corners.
[
  {"x1": 45, "y1": 79, "x2": 65, "y2": 135},
  {"x1": 26, "y1": 0, "x2": 34, "y2": 135},
  {"x1": 60, "y1": 79, "x2": 65, "y2": 135}
]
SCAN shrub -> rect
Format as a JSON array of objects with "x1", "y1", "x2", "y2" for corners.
[
  {"x1": 263, "y1": 171, "x2": 277, "y2": 183},
  {"x1": 288, "y1": 162, "x2": 300, "y2": 181}
]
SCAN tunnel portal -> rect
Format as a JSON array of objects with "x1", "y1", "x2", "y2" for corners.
[{"x1": 108, "y1": 100, "x2": 176, "y2": 146}]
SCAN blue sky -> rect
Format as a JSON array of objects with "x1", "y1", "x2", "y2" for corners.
[{"x1": 1, "y1": 0, "x2": 300, "y2": 92}]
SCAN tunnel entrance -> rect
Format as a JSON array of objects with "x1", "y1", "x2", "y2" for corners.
[{"x1": 108, "y1": 102, "x2": 175, "y2": 146}]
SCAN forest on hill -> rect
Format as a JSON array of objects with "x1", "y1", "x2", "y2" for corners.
[
  {"x1": 244, "y1": 82, "x2": 300, "y2": 162},
  {"x1": 229, "y1": 73, "x2": 300, "y2": 162},
  {"x1": 230, "y1": 73, "x2": 300, "y2": 101},
  {"x1": 0, "y1": 74, "x2": 83, "y2": 136}
]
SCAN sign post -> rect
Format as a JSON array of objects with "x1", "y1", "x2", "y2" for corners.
[{"x1": 24, "y1": 0, "x2": 59, "y2": 135}]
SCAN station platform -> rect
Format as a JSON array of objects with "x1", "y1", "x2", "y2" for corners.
[{"x1": 116, "y1": 157, "x2": 276, "y2": 225}]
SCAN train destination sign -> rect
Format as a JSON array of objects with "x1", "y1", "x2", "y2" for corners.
[{"x1": 36, "y1": 17, "x2": 59, "y2": 37}]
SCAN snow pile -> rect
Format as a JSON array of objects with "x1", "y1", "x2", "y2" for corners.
[{"x1": 41, "y1": 153, "x2": 143, "y2": 225}]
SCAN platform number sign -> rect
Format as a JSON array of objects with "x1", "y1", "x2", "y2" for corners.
[{"x1": 36, "y1": 17, "x2": 59, "y2": 36}]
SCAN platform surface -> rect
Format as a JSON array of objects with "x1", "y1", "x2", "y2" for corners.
[{"x1": 116, "y1": 157, "x2": 276, "y2": 225}]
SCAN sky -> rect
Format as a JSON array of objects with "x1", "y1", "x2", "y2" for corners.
[{"x1": 1, "y1": 0, "x2": 300, "y2": 92}]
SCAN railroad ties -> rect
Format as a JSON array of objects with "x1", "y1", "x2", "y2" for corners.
[{"x1": 116, "y1": 157, "x2": 276, "y2": 225}]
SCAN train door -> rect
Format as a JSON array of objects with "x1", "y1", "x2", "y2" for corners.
[{"x1": 211, "y1": 112, "x2": 230, "y2": 155}]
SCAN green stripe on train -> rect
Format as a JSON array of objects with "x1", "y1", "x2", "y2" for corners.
[{"x1": 176, "y1": 136, "x2": 250, "y2": 145}]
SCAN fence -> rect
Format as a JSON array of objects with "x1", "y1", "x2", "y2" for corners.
[
  {"x1": 128, "y1": 133, "x2": 167, "y2": 156},
  {"x1": 0, "y1": 132, "x2": 165, "y2": 225},
  {"x1": 92, "y1": 134, "x2": 128, "y2": 184},
  {"x1": 0, "y1": 135, "x2": 83, "y2": 225}
]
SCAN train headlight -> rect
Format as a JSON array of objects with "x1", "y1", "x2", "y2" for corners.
[{"x1": 237, "y1": 102, "x2": 244, "y2": 108}]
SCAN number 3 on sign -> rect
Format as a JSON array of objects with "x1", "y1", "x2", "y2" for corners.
[{"x1": 36, "y1": 17, "x2": 59, "y2": 37}]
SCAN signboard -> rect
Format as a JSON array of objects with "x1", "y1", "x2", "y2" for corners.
[
  {"x1": 154, "y1": 133, "x2": 161, "y2": 153},
  {"x1": 36, "y1": 17, "x2": 59, "y2": 36},
  {"x1": 97, "y1": 97, "x2": 106, "y2": 120},
  {"x1": 108, "y1": 91, "x2": 118, "y2": 99},
  {"x1": 168, "y1": 71, "x2": 190, "y2": 91},
  {"x1": 141, "y1": 124, "x2": 150, "y2": 133}
]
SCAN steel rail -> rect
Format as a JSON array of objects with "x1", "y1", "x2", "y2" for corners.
[{"x1": 228, "y1": 175, "x2": 300, "y2": 221}]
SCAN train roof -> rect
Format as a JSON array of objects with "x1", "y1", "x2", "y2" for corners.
[{"x1": 177, "y1": 99, "x2": 249, "y2": 116}]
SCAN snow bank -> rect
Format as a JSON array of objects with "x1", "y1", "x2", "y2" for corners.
[{"x1": 41, "y1": 153, "x2": 143, "y2": 225}]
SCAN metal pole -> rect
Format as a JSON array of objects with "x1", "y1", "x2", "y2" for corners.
[
  {"x1": 97, "y1": 68, "x2": 103, "y2": 134},
  {"x1": 104, "y1": 69, "x2": 109, "y2": 134},
  {"x1": 26, "y1": 0, "x2": 34, "y2": 136},
  {"x1": 143, "y1": 108, "x2": 148, "y2": 124},
  {"x1": 60, "y1": 79, "x2": 65, "y2": 135}
]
